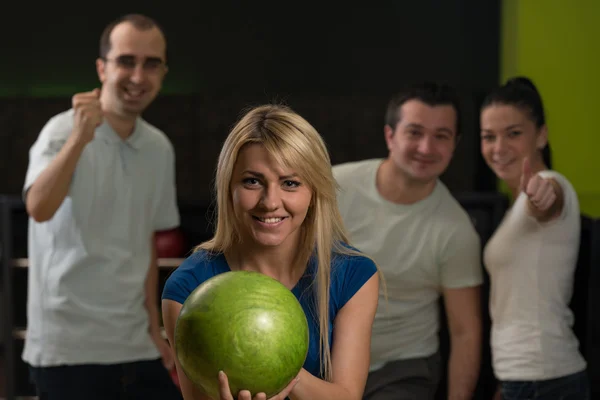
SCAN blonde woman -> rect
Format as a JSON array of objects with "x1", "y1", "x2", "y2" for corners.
[{"x1": 161, "y1": 104, "x2": 380, "y2": 400}]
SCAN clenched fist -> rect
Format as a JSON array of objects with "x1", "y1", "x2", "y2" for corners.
[
  {"x1": 72, "y1": 88, "x2": 103, "y2": 145},
  {"x1": 519, "y1": 157, "x2": 556, "y2": 212}
]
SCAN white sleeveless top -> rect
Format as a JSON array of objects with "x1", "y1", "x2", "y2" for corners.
[{"x1": 484, "y1": 170, "x2": 587, "y2": 381}]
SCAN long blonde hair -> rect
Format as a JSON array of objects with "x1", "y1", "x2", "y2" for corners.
[{"x1": 195, "y1": 104, "x2": 370, "y2": 381}]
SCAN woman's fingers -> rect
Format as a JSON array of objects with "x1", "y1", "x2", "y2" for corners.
[{"x1": 218, "y1": 371, "x2": 234, "y2": 400}]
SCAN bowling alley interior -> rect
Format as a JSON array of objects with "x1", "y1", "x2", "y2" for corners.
[{"x1": 1, "y1": 1, "x2": 599, "y2": 399}]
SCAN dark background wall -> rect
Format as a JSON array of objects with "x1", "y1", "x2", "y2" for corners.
[{"x1": 0, "y1": 0, "x2": 501, "y2": 205}]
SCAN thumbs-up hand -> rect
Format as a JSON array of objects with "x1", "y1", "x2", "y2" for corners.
[
  {"x1": 71, "y1": 88, "x2": 103, "y2": 146},
  {"x1": 519, "y1": 157, "x2": 556, "y2": 212}
]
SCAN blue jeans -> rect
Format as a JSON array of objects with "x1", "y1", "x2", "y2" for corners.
[
  {"x1": 29, "y1": 358, "x2": 183, "y2": 400},
  {"x1": 501, "y1": 369, "x2": 590, "y2": 400}
]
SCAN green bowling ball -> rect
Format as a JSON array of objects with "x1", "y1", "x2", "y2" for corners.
[{"x1": 174, "y1": 270, "x2": 309, "y2": 398}]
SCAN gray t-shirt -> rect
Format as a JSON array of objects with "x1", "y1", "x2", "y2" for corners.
[
  {"x1": 333, "y1": 158, "x2": 482, "y2": 368},
  {"x1": 22, "y1": 109, "x2": 180, "y2": 367}
]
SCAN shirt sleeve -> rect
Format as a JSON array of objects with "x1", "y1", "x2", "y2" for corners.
[
  {"x1": 153, "y1": 141, "x2": 180, "y2": 231},
  {"x1": 161, "y1": 254, "x2": 203, "y2": 304},
  {"x1": 336, "y1": 253, "x2": 378, "y2": 309},
  {"x1": 23, "y1": 113, "x2": 74, "y2": 199},
  {"x1": 439, "y1": 221, "x2": 483, "y2": 289}
]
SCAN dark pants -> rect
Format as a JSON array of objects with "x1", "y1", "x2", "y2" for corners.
[
  {"x1": 501, "y1": 369, "x2": 590, "y2": 400},
  {"x1": 29, "y1": 358, "x2": 183, "y2": 400},
  {"x1": 363, "y1": 352, "x2": 442, "y2": 400}
]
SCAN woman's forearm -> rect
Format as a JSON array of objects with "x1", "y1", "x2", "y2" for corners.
[{"x1": 288, "y1": 369, "x2": 359, "y2": 400}]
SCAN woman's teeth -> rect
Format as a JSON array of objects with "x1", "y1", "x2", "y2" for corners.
[{"x1": 258, "y1": 217, "x2": 283, "y2": 224}]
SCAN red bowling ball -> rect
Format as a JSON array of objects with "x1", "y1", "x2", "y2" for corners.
[{"x1": 154, "y1": 228, "x2": 186, "y2": 258}]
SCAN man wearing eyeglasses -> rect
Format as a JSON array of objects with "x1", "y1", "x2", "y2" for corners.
[{"x1": 22, "y1": 13, "x2": 182, "y2": 400}]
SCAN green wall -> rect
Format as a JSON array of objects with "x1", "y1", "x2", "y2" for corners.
[{"x1": 501, "y1": 0, "x2": 600, "y2": 217}]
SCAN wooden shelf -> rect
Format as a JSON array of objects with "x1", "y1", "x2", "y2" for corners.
[
  {"x1": 10, "y1": 258, "x2": 175, "y2": 343},
  {"x1": 13, "y1": 329, "x2": 26, "y2": 340},
  {"x1": 12, "y1": 327, "x2": 167, "y2": 341},
  {"x1": 11, "y1": 258, "x2": 184, "y2": 269}
]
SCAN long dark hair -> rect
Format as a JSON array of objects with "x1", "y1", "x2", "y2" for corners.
[{"x1": 481, "y1": 77, "x2": 552, "y2": 169}]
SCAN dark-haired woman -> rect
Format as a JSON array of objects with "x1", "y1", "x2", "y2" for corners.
[{"x1": 480, "y1": 77, "x2": 589, "y2": 399}]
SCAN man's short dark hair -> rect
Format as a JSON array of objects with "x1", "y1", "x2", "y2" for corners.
[
  {"x1": 385, "y1": 82, "x2": 462, "y2": 136},
  {"x1": 99, "y1": 14, "x2": 167, "y2": 60}
]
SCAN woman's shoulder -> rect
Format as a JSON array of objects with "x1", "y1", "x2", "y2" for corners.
[
  {"x1": 539, "y1": 170, "x2": 576, "y2": 193},
  {"x1": 333, "y1": 242, "x2": 375, "y2": 260},
  {"x1": 161, "y1": 249, "x2": 229, "y2": 304},
  {"x1": 331, "y1": 242, "x2": 378, "y2": 279},
  {"x1": 329, "y1": 242, "x2": 379, "y2": 309},
  {"x1": 179, "y1": 248, "x2": 224, "y2": 268}
]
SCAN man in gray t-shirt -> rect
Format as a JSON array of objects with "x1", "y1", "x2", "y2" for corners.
[
  {"x1": 333, "y1": 82, "x2": 483, "y2": 400},
  {"x1": 22, "y1": 13, "x2": 182, "y2": 400}
]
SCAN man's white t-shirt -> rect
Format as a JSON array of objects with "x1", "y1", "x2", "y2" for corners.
[
  {"x1": 484, "y1": 170, "x2": 587, "y2": 381},
  {"x1": 22, "y1": 109, "x2": 180, "y2": 367},
  {"x1": 333, "y1": 159, "x2": 482, "y2": 368}
]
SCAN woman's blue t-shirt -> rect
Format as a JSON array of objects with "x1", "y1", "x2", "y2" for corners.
[{"x1": 161, "y1": 248, "x2": 377, "y2": 379}]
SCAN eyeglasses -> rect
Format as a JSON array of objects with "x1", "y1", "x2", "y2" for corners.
[{"x1": 103, "y1": 55, "x2": 166, "y2": 73}]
